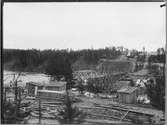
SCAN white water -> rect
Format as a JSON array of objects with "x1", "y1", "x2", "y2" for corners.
[{"x1": 3, "y1": 70, "x2": 50, "y2": 87}]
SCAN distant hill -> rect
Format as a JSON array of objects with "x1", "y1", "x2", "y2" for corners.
[
  {"x1": 97, "y1": 58, "x2": 136, "y2": 74},
  {"x1": 72, "y1": 56, "x2": 97, "y2": 71}
]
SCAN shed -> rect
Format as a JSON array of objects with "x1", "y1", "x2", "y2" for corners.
[
  {"x1": 37, "y1": 90, "x2": 75, "y2": 102},
  {"x1": 43, "y1": 81, "x2": 66, "y2": 91},
  {"x1": 26, "y1": 82, "x2": 45, "y2": 96},
  {"x1": 26, "y1": 81, "x2": 66, "y2": 96},
  {"x1": 117, "y1": 86, "x2": 137, "y2": 104},
  {"x1": 37, "y1": 90, "x2": 66, "y2": 101}
]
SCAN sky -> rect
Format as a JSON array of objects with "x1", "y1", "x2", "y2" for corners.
[{"x1": 3, "y1": 2, "x2": 166, "y2": 51}]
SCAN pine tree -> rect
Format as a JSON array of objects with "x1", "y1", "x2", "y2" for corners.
[
  {"x1": 145, "y1": 65, "x2": 165, "y2": 112},
  {"x1": 146, "y1": 53, "x2": 165, "y2": 112},
  {"x1": 45, "y1": 57, "x2": 72, "y2": 82},
  {"x1": 56, "y1": 91, "x2": 86, "y2": 124},
  {"x1": 145, "y1": 75, "x2": 165, "y2": 111}
]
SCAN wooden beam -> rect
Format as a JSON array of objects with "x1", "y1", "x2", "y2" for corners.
[{"x1": 119, "y1": 110, "x2": 129, "y2": 121}]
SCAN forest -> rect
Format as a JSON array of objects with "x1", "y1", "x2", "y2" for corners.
[
  {"x1": 148, "y1": 54, "x2": 165, "y2": 63},
  {"x1": 3, "y1": 47, "x2": 122, "y2": 73}
]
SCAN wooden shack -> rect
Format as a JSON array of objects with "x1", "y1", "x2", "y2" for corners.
[
  {"x1": 26, "y1": 81, "x2": 66, "y2": 96},
  {"x1": 117, "y1": 86, "x2": 137, "y2": 104},
  {"x1": 37, "y1": 90, "x2": 75, "y2": 102},
  {"x1": 43, "y1": 81, "x2": 66, "y2": 91},
  {"x1": 26, "y1": 82, "x2": 44, "y2": 96},
  {"x1": 37, "y1": 90, "x2": 66, "y2": 101}
]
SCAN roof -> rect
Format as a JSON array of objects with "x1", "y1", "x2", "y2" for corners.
[
  {"x1": 129, "y1": 69, "x2": 149, "y2": 76},
  {"x1": 27, "y1": 81, "x2": 66, "y2": 87},
  {"x1": 46, "y1": 81, "x2": 66, "y2": 87},
  {"x1": 37, "y1": 90, "x2": 66, "y2": 94},
  {"x1": 26, "y1": 82, "x2": 45, "y2": 86},
  {"x1": 114, "y1": 80, "x2": 131, "y2": 90},
  {"x1": 75, "y1": 70, "x2": 95, "y2": 73},
  {"x1": 117, "y1": 80, "x2": 131, "y2": 84},
  {"x1": 117, "y1": 86, "x2": 137, "y2": 94}
]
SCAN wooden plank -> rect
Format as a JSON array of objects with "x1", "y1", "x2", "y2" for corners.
[
  {"x1": 86, "y1": 113, "x2": 131, "y2": 122},
  {"x1": 93, "y1": 104, "x2": 154, "y2": 116},
  {"x1": 119, "y1": 110, "x2": 129, "y2": 121},
  {"x1": 85, "y1": 118, "x2": 131, "y2": 124}
]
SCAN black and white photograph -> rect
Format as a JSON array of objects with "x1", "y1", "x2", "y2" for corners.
[{"x1": 1, "y1": 1, "x2": 166, "y2": 124}]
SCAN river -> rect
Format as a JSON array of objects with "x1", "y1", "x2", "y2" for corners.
[{"x1": 3, "y1": 70, "x2": 50, "y2": 87}]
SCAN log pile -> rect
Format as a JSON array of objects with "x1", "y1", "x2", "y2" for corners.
[{"x1": 28, "y1": 99, "x2": 164, "y2": 124}]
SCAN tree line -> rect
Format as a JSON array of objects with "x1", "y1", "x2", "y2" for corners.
[
  {"x1": 148, "y1": 48, "x2": 165, "y2": 63},
  {"x1": 3, "y1": 47, "x2": 122, "y2": 73}
]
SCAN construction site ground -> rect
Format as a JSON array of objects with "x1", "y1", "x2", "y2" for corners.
[
  {"x1": 75, "y1": 95, "x2": 164, "y2": 118},
  {"x1": 5, "y1": 91, "x2": 164, "y2": 125}
]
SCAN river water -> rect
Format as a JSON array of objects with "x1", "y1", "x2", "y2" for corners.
[{"x1": 3, "y1": 70, "x2": 50, "y2": 87}]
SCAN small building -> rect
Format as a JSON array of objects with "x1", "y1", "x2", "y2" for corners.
[
  {"x1": 26, "y1": 82, "x2": 44, "y2": 96},
  {"x1": 26, "y1": 81, "x2": 66, "y2": 96},
  {"x1": 117, "y1": 86, "x2": 138, "y2": 104},
  {"x1": 43, "y1": 81, "x2": 66, "y2": 91},
  {"x1": 37, "y1": 90, "x2": 75, "y2": 102},
  {"x1": 37, "y1": 90, "x2": 66, "y2": 101}
]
